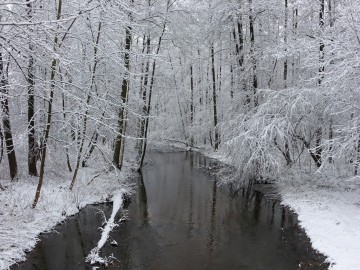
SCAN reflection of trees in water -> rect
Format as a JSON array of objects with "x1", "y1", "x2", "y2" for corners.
[
  {"x1": 207, "y1": 179, "x2": 217, "y2": 255},
  {"x1": 250, "y1": 190, "x2": 264, "y2": 223},
  {"x1": 75, "y1": 216, "x2": 87, "y2": 259},
  {"x1": 137, "y1": 171, "x2": 149, "y2": 225},
  {"x1": 187, "y1": 166, "x2": 194, "y2": 239}
]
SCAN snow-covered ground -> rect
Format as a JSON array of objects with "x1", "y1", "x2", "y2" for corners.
[
  {"x1": 204, "y1": 149, "x2": 360, "y2": 270},
  {"x1": 0, "y1": 168, "x2": 132, "y2": 270},
  {"x1": 278, "y1": 174, "x2": 360, "y2": 270}
]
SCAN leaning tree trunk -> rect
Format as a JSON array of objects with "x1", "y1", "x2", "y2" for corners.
[
  {"x1": 0, "y1": 51, "x2": 18, "y2": 180},
  {"x1": 70, "y1": 21, "x2": 102, "y2": 190},
  {"x1": 139, "y1": 24, "x2": 166, "y2": 168},
  {"x1": 32, "y1": 0, "x2": 62, "y2": 208}
]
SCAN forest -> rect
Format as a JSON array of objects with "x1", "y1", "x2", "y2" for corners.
[{"x1": 1, "y1": 0, "x2": 360, "y2": 269}]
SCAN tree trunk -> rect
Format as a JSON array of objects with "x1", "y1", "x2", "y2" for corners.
[
  {"x1": 232, "y1": 16, "x2": 248, "y2": 103},
  {"x1": 0, "y1": 123, "x2": 3, "y2": 165},
  {"x1": 137, "y1": 35, "x2": 151, "y2": 161},
  {"x1": 32, "y1": 0, "x2": 62, "y2": 208},
  {"x1": 168, "y1": 55, "x2": 188, "y2": 144},
  {"x1": 283, "y1": 0, "x2": 288, "y2": 88},
  {"x1": 190, "y1": 65, "x2": 194, "y2": 146},
  {"x1": 230, "y1": 62, "x2": 234, "y2": 99},
  {"x1": 60, "y1": 84, "x2": 72, "y2": 172},
  {"x1": 0, "y1": 51, "x2": 18, "y2": 180},
  {"x1": 249, "y1": 0, "x2": 258, "y2": 107},
  {"x1": 211, "y1": 44, "x2": 219, "y2": 150},
  {"x1": 139, "y1": 24, "x2": 166, "y2": 168},
  {"x1": 27, "y1": 0, "x2": 38, "y2": 176},
  {"x1": 70, "y1": 21, "x2": 102, "y2": 190},
  {"x1": 328, "y1": 0, "x2": 335, "y2": 27},
  {"x1": 292, "y1": 6, "x2": 298, "y2": 86},
  {"x1": 113, "y1": 25, "x2": 132, "y2": 169},
  {"x1": 355, "y1": 137, "x2": 360, "y2": 176},
  {"x1": 314, "y1": 0, "x2": 325, "y2": 168}
]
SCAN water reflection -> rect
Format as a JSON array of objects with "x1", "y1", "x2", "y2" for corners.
[
  {"x1": 207, "y1": 179, "x2": 217, "y2": 255},
  {"x1": 137, "y1": 171, "x2": 149, "y2": 226},
  {"x1": 14, "y1": 151, "x2": 328, "y2": 270}
]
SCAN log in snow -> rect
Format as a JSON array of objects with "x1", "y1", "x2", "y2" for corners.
[{"x1": 86, "y1": 189, "x2": 126, "y2": 266}]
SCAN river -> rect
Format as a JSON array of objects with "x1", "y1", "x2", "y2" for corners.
[{"x1": 13, "y1": 151, "x2": 328, "y2": 269}]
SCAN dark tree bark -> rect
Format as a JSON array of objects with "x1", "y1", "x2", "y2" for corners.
[
  {"x1": 0, "y1": 123, "x2": 3, "y2": 165},
  {"x1": 82, "y1": 130, "x2": 99, "y2": 168},
  {"x1": 113, "y1": 25, "x2": 132, "y2": 170},
  {"x1": 137, "y1": 35, "x2": 151, "y2": 161},
  {"x1": 139, "y1": 23, "x2": 166, "y2": 168},
  {"x1": 230, "y1": 62, "x2": 234, "y2": 99},
  {"x1": 283, "y1": 0, "x2": 288, "y2": 88},
  {"x1": 232, "y1": 14, "x2": 248, "y2": 103},
  {"x1": 60, "y1": 84, "x2": 72, "y2": 172},
  {"x1": 211, "y1": 44, "x2": 219, "y2": 150},
  {"x1": 328, "y1": 0, "x2": 335, "y2": 27},
  {"x1": 190, "y1": 64, "x2": 194, "y2": 146},
  {"x1": 355, "y1": 137, "x2": 360, "y2": 176},
  {"x1": 27, "y1": 0, "x2": 38, "y2": 176},
  {"x1": 314, "y1": 0, "x2": 325, "y2": 168},
  {"x1": 249, "y1": 0, "x2": 258, "y2": 107},
  {"x1": 0, "y1": 51, "x2": 18, "y2": 180}
]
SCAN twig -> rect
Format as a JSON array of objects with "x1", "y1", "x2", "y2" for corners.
[{"x1": 87, "y1": 173, "x2": 101, "y2": 186}]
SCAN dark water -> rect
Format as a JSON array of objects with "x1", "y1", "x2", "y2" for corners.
[{"x1": 13, "y1": 152, "x2": 328, "y2": 270}]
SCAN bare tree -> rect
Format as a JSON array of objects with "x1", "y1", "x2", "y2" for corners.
[
  {"x1": 26, "y1": 0, "x2": 38, "y2": 176},
  {"x1": 0, "y1": 50, "x2": 18, "y2": 180},
  {"x1": 32, "y1": 0, "x2": 63, "y2": 208},
  {"x1": 113, "y1": 16, "x2": 132, "y2": 170}
]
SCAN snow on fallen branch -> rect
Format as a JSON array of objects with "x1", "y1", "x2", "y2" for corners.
[{"x1": 86, "y1": 189, "x2": 127, "y2": 266}]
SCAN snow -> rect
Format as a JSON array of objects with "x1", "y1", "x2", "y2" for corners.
[
  {"x1": 278, "y1": 174, "x2": 360, "y2": 270},
  {"x1": 0, "y1": 168, "x2": 132, "y2": 270},
  {"x1": 86, "y1": 191, "x2": 126, "y2": 266}
]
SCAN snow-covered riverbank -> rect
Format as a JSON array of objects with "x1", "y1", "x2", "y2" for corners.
[
  {"x1": 278, "y1": 174, "x2": 360, "y2": 270},
  {"x1": 0, "y1": 168, "x2": 131, "y2": 270},
  {"x1": 203, "y1": 149, "x2": 360, "y2": 270}
]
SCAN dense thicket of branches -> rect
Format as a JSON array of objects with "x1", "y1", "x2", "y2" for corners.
[
  {"x1": 1, "y1": 0, "x2": 359, "y2": 202},
  {"x1": 148, "y1": 0, "x2": 360, "y2": 182},
  {"x1": 0, "y1": 0, "x2": 174, "y2": 206}
]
